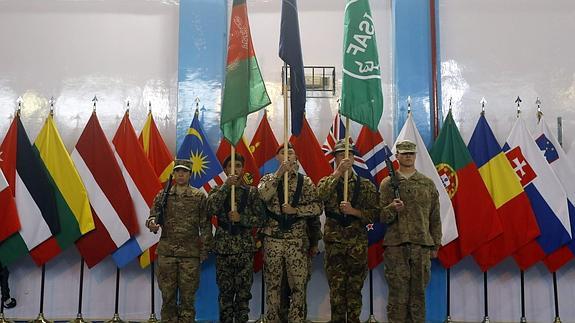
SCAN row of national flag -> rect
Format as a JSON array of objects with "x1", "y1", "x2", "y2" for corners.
[
  {"x1": 429, "y1": 109, "x2": 575, "y2": 273},
  {"x1": 0, "y1": 111, "x2": 172, "y2": 270}
]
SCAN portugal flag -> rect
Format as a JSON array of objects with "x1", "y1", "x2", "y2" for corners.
[
  {"x1": 220, "y1": 0, "x2": 271, "y2": 146},
  {"x1": 431, "y1": 110, "x2": 502, "y2": 268}
]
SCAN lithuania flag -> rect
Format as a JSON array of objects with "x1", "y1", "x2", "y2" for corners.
[
  {"x1": 30, "y1": 114, "x2": 95, "y2": 265},
  {"x1": 431, "y1": 110, "x2": 502, "y2": 268},
  {"x1": 220, "y1": 0, "x2": 271, "y2": 146}
]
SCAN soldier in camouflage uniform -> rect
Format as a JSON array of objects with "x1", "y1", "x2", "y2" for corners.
[
  {"x1": 207, "y1": 154, "x2": 264, "y2": 323},
  {"x1": 317, "y1": 139, "x2": 379, "y2": 323},
  {"x1": 379, "y1": 140, "x2": 441, "y2": 323},
  {"x1": 278, "y1": 215, "x2": 321, "y2": 323},
  {"x1": 258, "y1": 143, "x2": 322, "y2": 322},
  {"x1": 146, "y1": 159, "x2": 213, "y2": 323}
]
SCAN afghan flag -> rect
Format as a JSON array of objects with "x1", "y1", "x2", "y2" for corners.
[
  {"x1": 220, "y1": 0, "x2": 271, "y2": 146},
  {"x1": 431, "y1": 111, "x2": 502, "y2": 268},
  {"x1": 340, "y1": 0, "x2": 383, "y2": 131},
  {"x1": 0, "y1": 115, "x2": 59, "y2": 265},
  {"x1": 30, "y1": 115, "x2": 95, "y2": 265}
]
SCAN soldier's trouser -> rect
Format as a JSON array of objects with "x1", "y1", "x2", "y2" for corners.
[
  {"x1": 157, "y1": 255, "x2": 200, "y2": 323},
  {"x1": 264, "y1": 236, "x2": 309, "y2": 323},
  {"x1": 279, "y1": 251, "x2": 312, "y2": 323},
  {"x1": 325, "y1": 242, "x2": 368, "y2": 323},
  {"x1": 216, "y1": 253, "x2": 254, "y2": 323},
  {"x1": 383, "y1": 244, "x2": 431, "y2": 323}
]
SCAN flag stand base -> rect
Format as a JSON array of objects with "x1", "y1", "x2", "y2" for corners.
[
  {"x1": 520, "y1": 316, "x2": 527, "y2": 323},
  {"x1": 255, "y1": 316, "x2": 265, "y2": 323},
  {"x1": 482, "y1": 316, "x2": 490, "y2": 323},
  {"x1": 0, "y1": 313, "x2": 13, "y2": 323},
  {"x1": 553, "y1": 317, "x2": 562, "y2": 323},
  {"x1": 69, "y1": 313, "x2": 92, "y2": 323},
  {"x1": 146, "y1": 313, "x2": 159, "y2": 323},
  {"x1": 105, "y1": 313, "x2": 126, "y2": 323},
  {"x1": 29, "y1": 313, "x2": 53, "y2": 323},
  {"x1": 364, "y1": 314, "x2": 380, "y2": 323},
  {"x1": 444, "y1": 316, "x2": 453, "y2": 323}
]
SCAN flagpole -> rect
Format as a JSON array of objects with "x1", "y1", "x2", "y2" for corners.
[
  {"x1": 365, "y1": 270, "x2": 379, "y2": 323},
  {"x1": 70, "y1": 259, "x2": 91, "y2": 323},
  {"x1": 445, "y1": 268, "x2": 451, "y2": 323},
  {"x1": 30, "y1": 265, "x2": 53, "y2": 323},
  {"x1": 343, "y1": 116, "x2": 350, "y2": 202},
  {"x1": 283, "y1": 63, "x2": 289, "y2": 203},
  {"x1": 482, "y1": 271, "x2": 490, "y2": 323},
  {"x1": 231, "y1": 145, "x2": 237, "y2": 212},
  {"x1": 106, "y1": 268, "x2": 127, "y2": 323},
  {"x1": 147, "y1": 262, "x2": 159, "y2": 323},
  {"x1": 552, "y1": 272, "x2": 562, "y2": 323},
  {"x1": 520, "y1": 270, "x2": 526, "y2": 322}
]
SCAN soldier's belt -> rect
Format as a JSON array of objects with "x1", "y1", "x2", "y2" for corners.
[
  {"x1": 218, "y1": 222, "x2": 247, "y2": 236},
  {"x1": 326, "y1": 211, "x2": 358, "y2": 227},
  {"x1": 266, "y1": 210, "x2": 303, "y2": 231}
]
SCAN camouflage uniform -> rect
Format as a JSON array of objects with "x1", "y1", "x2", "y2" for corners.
[
  {"x1": 147, "y1": 185, "x2": 212, "y2": 323},
  {"x1": 207, "y1": 183, "x2": 264, "y2": 323},
  {"x1": 318, "y1": 173, "x2": 378, "y2": 323},
  {"x1": 258, "y1": 172, "x2": 322, "y2": 323},
  {"x1": 278, "y1": 215, "x2": 322, "y2": 323},
  {"x1": 379, "y1": 170, "x2": 441, "y2": 323}
]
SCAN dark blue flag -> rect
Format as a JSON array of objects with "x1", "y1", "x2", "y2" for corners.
[{"x1": 279, "y1": 0, "x2": 306, "y2": 136}]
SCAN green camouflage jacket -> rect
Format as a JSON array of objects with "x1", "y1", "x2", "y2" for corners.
[
  {"x1": 147, "y1": 185, "x2": 212, "y2": 258},
  {"x1": 379, "y1": 171, "x2": 441, "y2": 249},
  {"x1": 318, "y1": 173, "x2": 378, "y2": 245},
  {"x1": 207, "y1": 183, "x2": 264, "y2": 255}
]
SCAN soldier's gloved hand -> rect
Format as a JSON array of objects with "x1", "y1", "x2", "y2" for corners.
[
  {"x1": 339, "y1": 201, "x2": 361, "y2": 218},
  {"x1": 147, "y1": 219, "x2": 160, "y2": 234},
  {"x1": 281, "y1": 203, "x2": 298, "y2": 215},
  {"x1": 388, "y1": 198, "x2": 404, "y2": 212},
  {"x1": 228, "y1": 210, "x2": 241, "y2": 223},
  {"x1": 225, "y1": 174, "x2": 240, "y2": 187},
  {"x1": 334, "y1": 158, "x2": 353, "y2": 177}
]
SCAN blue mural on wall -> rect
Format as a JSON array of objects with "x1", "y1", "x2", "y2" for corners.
[{"x1": 393, "y1": 0, "x2": 446, "y2": 321}]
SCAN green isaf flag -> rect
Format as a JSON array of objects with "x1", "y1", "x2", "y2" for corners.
[
  {"x1": 221, "y1": 0, "x2": 271, "y2": 146},
  {"x1": 341, "y1": 0, "x2": 383, "y2": 131}
]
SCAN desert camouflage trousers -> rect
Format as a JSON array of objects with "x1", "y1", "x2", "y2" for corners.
[{"x1": 264, "y1": 236, "x2": 309, "y2": 322}]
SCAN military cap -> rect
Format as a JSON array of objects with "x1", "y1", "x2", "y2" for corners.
[
  {"x1": 332, "y1": 139, "x2": 358, "y2": 155},
  {"x1": 396, "y1": 140, "x2": 417, "y2": 153},
  {"x1": 276, "y1": 142, "x2": 294, "y2": 155},
  {"x1": 173, "y1": 159, "x2": 192, "y2": 171}
]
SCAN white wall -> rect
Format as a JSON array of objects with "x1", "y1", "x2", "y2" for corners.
[
  {"x1": 0, "y1": 0, "x2": 178, "y2": 320},
  {"x1": 439, "y1": 0, "x2": 575, "y2": 322}
]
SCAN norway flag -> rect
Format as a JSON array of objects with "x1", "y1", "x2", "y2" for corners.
[
  {"x1": 354, "y1": 125, "x2": 392, "y2": 269},
  {"x1": 503, "y1": 117, "x2": 571, "y2": 267}
]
